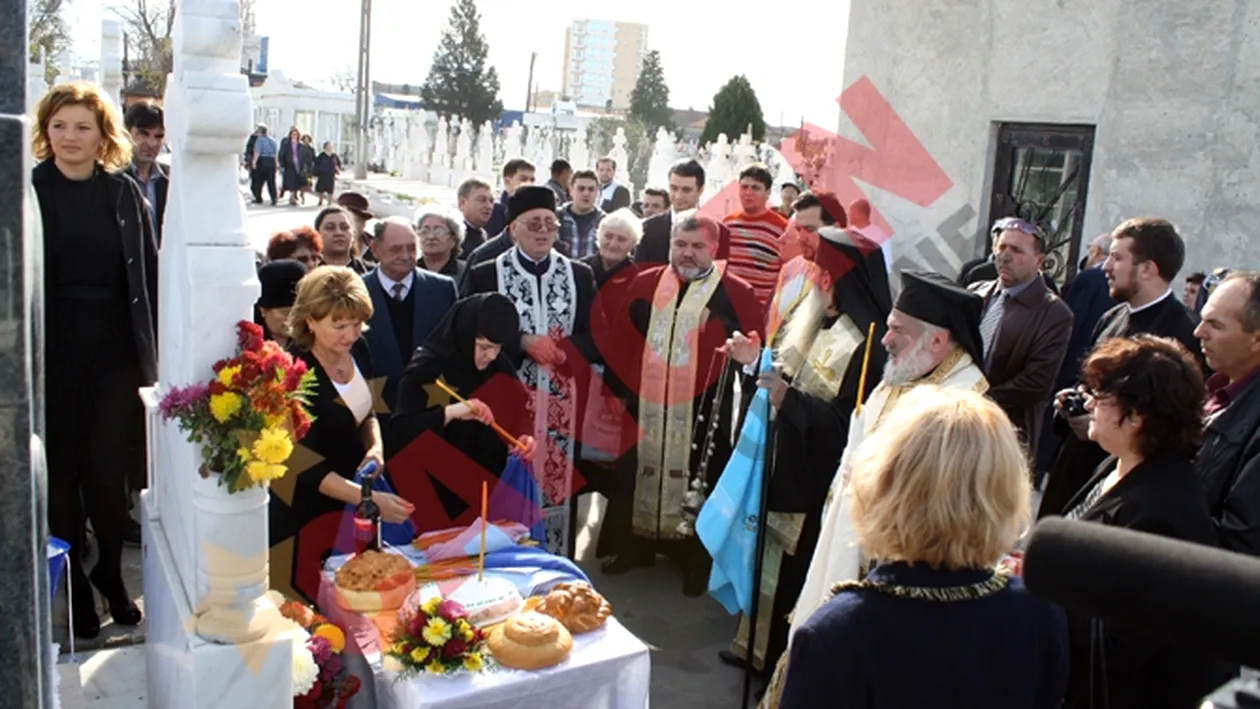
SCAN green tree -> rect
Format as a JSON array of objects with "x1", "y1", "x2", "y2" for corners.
[
  {"x1": 628, "y1": 50, "x2": 673, "y2": 133},
  {"x1": 420, "y1": 0, "x2": 504, "y2": 126},
  {"x1": 113, "y1": 0, "x2": 256, "y2": 96},
  {"x1": 699, "y1": 74, "x2": 766, "y2": 146},
  {"x1": 29, "y1": 0, "x2": 71, "y2": 84}
]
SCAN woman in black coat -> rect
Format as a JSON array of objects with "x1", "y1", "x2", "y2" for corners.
[
  {"x1": 391, "y1": 293, "x2": 536, "y2": 532},
  {"x1": 278, "y1": 126, "x2": 304, "y2": 205},
  {"x1": 268, "y1": 266, "x2": 414, "y2": 604},
  {"x1": 1059, "y1": 334, "x2": 1237, "y2": 708},
  {"x1": 32, "y1": 82, "x2": 159, "y2": 639}
]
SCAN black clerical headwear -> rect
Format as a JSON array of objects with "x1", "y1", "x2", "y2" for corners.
[
  {"x1": 895, "y1": 270, "x2": 984, "y2": 365},
  {"x1": 507, "y1": 185, "x2": 557, "y2": 223}
]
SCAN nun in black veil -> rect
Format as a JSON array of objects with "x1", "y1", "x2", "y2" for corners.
[{"x1": 391, "y1": 294, "x2": 538, "y2": 523}]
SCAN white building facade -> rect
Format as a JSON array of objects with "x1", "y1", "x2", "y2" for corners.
[
  {"x1": 249, "y1": 70, "x2": 357, "y2": 160},
  {"x1": 837, "y1": 0, "x2": 1259, "y2": 282}
]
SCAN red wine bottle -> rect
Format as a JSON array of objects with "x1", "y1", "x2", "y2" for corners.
[{"x1": 353, "y1": 472, "x2": 381, "y2": 551}]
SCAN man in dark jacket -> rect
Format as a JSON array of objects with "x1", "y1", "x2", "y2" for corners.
[
  {"x1": 969, "y1": 217, "x2": 1073, "y2": 463},
  {"x1": 1193, "y1": 271, "x2": 1260, "y2": 555},
  {"x1": 124, "y1": 101, "x2": 169, "y2": 243},
  {"x1": 636, "y1": 158, "x2": 730, "y2": 264},
  {"x1": 1038, "y1": 218, "x2": 1202, "y2": 518}
]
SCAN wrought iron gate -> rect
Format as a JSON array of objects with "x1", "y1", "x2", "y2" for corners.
[{"x1": 988, "y1": 123, "x2": 1095, "y2": 285}]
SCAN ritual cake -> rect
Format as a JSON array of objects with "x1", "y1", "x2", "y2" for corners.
[
  {"x1": 487, "y1": 611, "x2": 573, "y2": 670},
  {"x1": 535, "y1": 581, "x2": 612, "y2": 634},
  {"x1": 332, "y1": 550, "x2": 416, "y2": 613},
  {"x1": 448, "y1": 577, "x2": 525, "y2": 628}
]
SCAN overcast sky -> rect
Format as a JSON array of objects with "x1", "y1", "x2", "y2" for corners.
[{"x1": 70, "y1": 0, "x2": 850, "y2": 128}]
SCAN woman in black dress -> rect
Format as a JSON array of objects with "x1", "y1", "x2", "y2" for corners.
[
  {"x1": 313, "y1": 142, "x2": 341, "y2": 206},
  {"x1": 1060, "y1": 334, "x2": 1236, "y2": 708},
  {"x1": 268, "y1": 266, "x2": 414, "y2": 604},
  {"x1": 32, "y1": 82, "x2": 158, "y2": 638},
  {"x1": 579, "y1": 209, "x2": 648, "y2": 564},
  {"x1": 392, "y1": 294, "x2": 536, "y2": 527}
]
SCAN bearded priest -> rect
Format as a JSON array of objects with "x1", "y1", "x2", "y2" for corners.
[
  {"x1": 602, "y1": 210, "x2": 765, "y2": 596},
  {"x1": 719, "y1": 219, "x2": 893, "y2": 676},
  {"x1": 786, "y1": 269, "x2": 990, "y2": 636}
]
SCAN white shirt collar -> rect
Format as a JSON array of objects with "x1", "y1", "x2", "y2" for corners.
[
  {"x1": 377, "y1": 269, "x2": 415, "y2": 298},
  {"x1": 1128, "y1": 287, "x2": 1173, "y2": 313},
  {"x1": 515, "y1": 246, "x2": 551, "y2": 265}
]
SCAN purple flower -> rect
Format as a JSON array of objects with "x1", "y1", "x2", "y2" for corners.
[
  {"x1": 159, "y1": 383, "x2": 209, "y2": 420},
  {"x1": 308, "y1": 635, "x2": 333, "y2": 664},
  {"x1": 319, "y1": 652, "x2": 342, "y2": 683}
]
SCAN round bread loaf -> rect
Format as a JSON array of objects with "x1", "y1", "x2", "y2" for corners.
[
  {"x1": 535, "y1": 581, "x2": 612, "y2": 633},
  {"x1": 487, "y1": 611, "x2": 573, "y2": 670},
  {"x1": 333, "y1": 550, "x2": 416, "y2": 613}
]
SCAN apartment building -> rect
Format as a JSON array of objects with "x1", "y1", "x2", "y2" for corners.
[{"x1": 561, "y1": 19, "x2": 648, "y2": 112}]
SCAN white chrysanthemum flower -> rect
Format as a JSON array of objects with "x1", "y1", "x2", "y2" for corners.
[{"x1": 291, "y1": 628, "x2": 319, "y2": 697}]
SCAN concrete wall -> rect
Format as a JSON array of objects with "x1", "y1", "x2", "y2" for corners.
[{"x1": 840, "y1": 0, "x2": 1259, "y2": 280}]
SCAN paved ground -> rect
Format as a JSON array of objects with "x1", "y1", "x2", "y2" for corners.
[{"x1": 57, "y1": 194, "x2": 754, "y2": 708}]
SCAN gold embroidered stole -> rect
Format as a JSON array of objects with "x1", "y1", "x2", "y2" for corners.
[
  {"x1": 634, "y1": 263, "x2": 726, "y2": 539},
  {"x1": 791, "y1": 314, "x2": 864, "y2": 402},
  {"x1": 766, "y1": 257, "x2": 816, "y2": 346}
]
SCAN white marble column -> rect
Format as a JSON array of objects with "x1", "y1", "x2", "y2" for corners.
[
  {"x1": 142, "y1": 1, "x2": 294, "y2": 707},
  {"x1": 100, "y1": 20, "x2": 124, "y2": 106}
]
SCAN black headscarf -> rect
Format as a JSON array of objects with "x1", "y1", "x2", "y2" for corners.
[{"x1": 418, "y1": 293, "x2": 520, "y2": 382}]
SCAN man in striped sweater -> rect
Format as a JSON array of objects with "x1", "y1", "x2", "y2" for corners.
[{"x1": 723, "y1": 163, "x2": 790, "y2": 307}]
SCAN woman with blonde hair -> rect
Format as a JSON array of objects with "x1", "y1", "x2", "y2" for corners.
[
  {"x1": 268, "y1": 266, "x2": 414, "y2": 604},
  {"x1": 32, "y1": 81, "x2": 158, "y2": 638},
  {"x1": 774, "y1": 387, "x2": 1067, "y2": 708}
]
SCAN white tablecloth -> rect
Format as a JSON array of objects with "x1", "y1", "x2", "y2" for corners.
[{"x1": 372, "y1": 617, "x2": 650, "y2": 709}]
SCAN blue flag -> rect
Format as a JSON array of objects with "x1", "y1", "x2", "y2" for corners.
[
  {"x1": 491, "y1": 453, "x2": 546, "y2": 543},
  {"x1": 696, "y1": 347, "x2": 773, "y2": 616}
]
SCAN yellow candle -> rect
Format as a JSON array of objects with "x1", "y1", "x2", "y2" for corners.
[{"x1": 856, "y1": 322, "x2": 876, "y2": 415}]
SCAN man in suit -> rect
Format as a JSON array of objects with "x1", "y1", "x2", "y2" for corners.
[
  {"x1": 596, "y1": 156, "x2": 631, "y2": 212},
  {"x1": 363, "y1": 217, "x2": 459, "y2": 455},
  {"x1": 970, "y1": 217, "x2": 1073, "y2": 463},
  {"x1": 636, "y1": 158, "x2": 730, "y2": 264},
  {"x1": 456, "y1": 176, "x2": 494, "y2": 259},
  {"x1": 124, "y1": 100, "x2": 169, "y2": 243}
]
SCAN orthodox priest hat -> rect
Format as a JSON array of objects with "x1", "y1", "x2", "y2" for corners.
[
  {"x1": 507, "y1": 185, "x2": 557, "y2": 223},
  {"x1": 895, "y1": 269, "x2": 985, "y2": 366}
]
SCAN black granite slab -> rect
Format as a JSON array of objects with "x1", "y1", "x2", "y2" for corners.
[{"x1": 0, "y1": 0, "x2": 56, "y2": 705}]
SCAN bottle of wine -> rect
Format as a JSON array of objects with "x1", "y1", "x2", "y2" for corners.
[{"x1": 354, "y1": 473, "x2": 381, "y2": 551}]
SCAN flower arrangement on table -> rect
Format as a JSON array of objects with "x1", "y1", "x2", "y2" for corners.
[
  {"x1": 386, "y1": 596, "x2": 488, "y2": 676},
  {"x1": 279, "y1": 598, "x2": 362, "y2": 709},
  {"x1": 158, "y1": 321, "x2": 317, "y2": 492}
]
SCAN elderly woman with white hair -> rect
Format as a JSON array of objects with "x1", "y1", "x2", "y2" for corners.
[
  {"x1": 772, "y1": 387, "x2": 1068, "y2": 709},
  {"x1": 574, "y1": 208, "x2": 650, "y2": 563},
  {"x1": 414, "y1": 203, "x2": 466, "y2": 280}
]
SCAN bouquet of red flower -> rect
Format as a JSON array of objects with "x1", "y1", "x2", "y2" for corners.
[
  {"x1": 387, "y1": 596, "x2": 488, "y2": 676},
  {"x1": 158, "y1": 321, "x2": 317, "y2": 492},
  {"x1": 278, "y1": 599, "x2": 362, "y2": 709}
]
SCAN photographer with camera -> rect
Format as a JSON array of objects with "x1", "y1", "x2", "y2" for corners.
[
  {"x1": 1038, "y1": 218, "x2": 1201, "y2": 518},
  {"x1": 1056, "y1": 335, "x2": 1235, "y2": 708}
]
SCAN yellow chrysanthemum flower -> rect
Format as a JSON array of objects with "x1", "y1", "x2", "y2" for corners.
[
  {"x1": 312, "y1": 623, "x2": 345, "y2": 654},
  {"x1": 462, "y1": 652, "x2": 483, "y2": 672},
  {"x1": 245, "y1": 460, "x2": 286, "y2": 483},
  {"x1": 218, "y1": 365, "x2": 241, "y2": 388},
  {"x1": 425, "y1": 658, "x2": 445, "y2": 674},
  {"x1": 421, "y1": 617, "x2": 452, "y2": 646},
  {"x1": 409, "y1": 646, "x2": 429, "y2": 664},
  {"x1": 236, "y1": 447, "x2": 252, "y2": 463},
  {"x1": 391, "y1": 642, "x2": 406, "y2": 656},
  {"x1": 421, "y1": 597, "x2": 441, "y2": 615},
  {"x1": 209, "y1": 392, "x2": 243, "y2": 423},
  {"x1": 263, "y1": 412, "x2": 287, "y2": 429},
  {"x1": 461, "y1": 628, "x2": 474, "y2": 643},
  {"x1": 252, "y1": 427, "x2": 293, "y2": 465}
]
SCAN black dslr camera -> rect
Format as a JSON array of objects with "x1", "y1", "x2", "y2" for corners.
[{"x1": 1061, "y1": 391, "x2": 1089, "y2": 418}]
